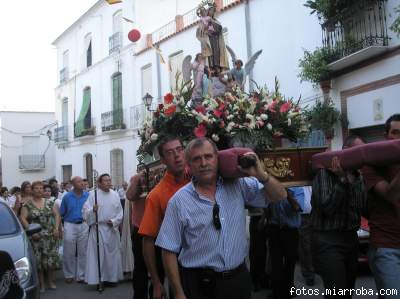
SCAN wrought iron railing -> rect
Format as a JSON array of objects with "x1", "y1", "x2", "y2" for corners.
[
  {"x1": 74, "y1": 118, "x2": 96, "y2": 138},
  {"x1": 18, "y1": 155, "x2": 45, "y2": 170},
  {"x1": 101, "y1": 109, "x2": 126, "y2": 132},
  {"x1": 152, "y1": 20, "x2": 176, "y2": 44},
  {"x1": 54, "y1": 126, "x2": 69, "y2": 143},
  {"x1": 109, "y1": 32, "x2": 122, "y2": 55},
  {"x1": 60, "y1": 67, "x2": 69, "y2": 84},
  {"x1": 322, "y1": 0, "x2": 388, "y2": 63}
]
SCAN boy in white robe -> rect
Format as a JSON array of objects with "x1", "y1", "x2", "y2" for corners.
[{"x1": 83, "y1": 173, "x2": 123, "y2": 287}]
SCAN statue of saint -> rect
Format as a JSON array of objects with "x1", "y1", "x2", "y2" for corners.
[{"x1": 196, "y1": 1, "x2": 229, "y2": 70}]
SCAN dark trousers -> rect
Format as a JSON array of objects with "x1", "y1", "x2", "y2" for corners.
[
  {"x1": 180, "y1": 264, "x2": 251, "y2": 299},
  {"x1": 299, "y1": 214, "x2": 315, "y2": 281},
  {"x1": 249, "y1": 215, "x2": 268, "y2": 288},
  {"x1": 132, "y1": 226, "x2": 148, "y2": 299},
  {"x1": 311, "y1": 230, "x2": 359, "y2": 299},
  {"x1": 268, "y1": 226, "x2": 299, "y2": 299}
]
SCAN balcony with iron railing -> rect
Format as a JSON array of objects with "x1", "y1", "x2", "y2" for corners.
[
  {"x1": 74, "y1": 118, "x2": 96, "y2": 138},
  {"x1": 19, "y1": 155, "x2": 45, "y2": 171},
  {"x1": 54, "y1": 126, "x2": 69, "y2": 143},
  {"x1": 60, "y1": 67, "x2": 69, "y2": 84},
  {"x1": 109, "y1": 32, "x2": 122, "y2": 55},
  {"x1": 322, "y1": 0, "x2": 389, "y2": 71},
  {"x1": 101, "y1": 109, "x2": 126, "y2": 132}
]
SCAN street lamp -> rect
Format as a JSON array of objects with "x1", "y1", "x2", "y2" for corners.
[{"x1": 142, "y1": 93, "x2": 154, "y2": 111}]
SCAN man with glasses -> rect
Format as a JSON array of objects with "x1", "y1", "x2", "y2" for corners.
[
  {"x1": 138, "y1": 136, "x2": 190, "y2": 299},
  {"x1": 156, "y1": 137, "x2": 286, "y2": 299}
]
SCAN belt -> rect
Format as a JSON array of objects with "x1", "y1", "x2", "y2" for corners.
[
  {"x1": 182, "y1": 262, "x2": 247, "y2": 280},
  {"x1": 66, "y1": 221, "x2": 83, "y2": 224}
]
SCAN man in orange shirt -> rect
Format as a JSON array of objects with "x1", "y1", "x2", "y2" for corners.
[{"x1": 139, "y1": 136, "x2": 190, "y2": 299}]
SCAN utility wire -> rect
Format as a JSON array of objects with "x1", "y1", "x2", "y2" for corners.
[{"x1": 1, "y1": 122, "x2": 57, "y2": 135}]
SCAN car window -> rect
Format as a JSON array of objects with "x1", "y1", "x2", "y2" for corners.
[{"x1": 0, "y1": 203, "x2": 20, "y2": 236}]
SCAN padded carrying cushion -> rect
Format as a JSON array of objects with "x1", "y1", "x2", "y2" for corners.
[
  {"x1": 312, "y1": 139, "x2": 400, "y2": 170},
  {"x1": 218, "y1": 147, "x2": 255, "y2": 178}
]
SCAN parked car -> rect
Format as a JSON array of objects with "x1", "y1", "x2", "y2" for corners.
[
  {"x1": 357, "y1": 216, "x2": 370, "y2": 263},
  {"x1": 0, "y1": 202, "x2": 41, "y2": 299}
]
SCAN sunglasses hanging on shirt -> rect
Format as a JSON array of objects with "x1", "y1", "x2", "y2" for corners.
[{"x1": 213, "y1": 203, "x2": 222, "y2": 230}]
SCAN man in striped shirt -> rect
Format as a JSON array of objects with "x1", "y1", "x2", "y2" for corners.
[{"x1": 156, "y1": 138, "x2": 287, "y2": 299}]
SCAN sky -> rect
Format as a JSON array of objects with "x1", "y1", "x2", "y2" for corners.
[{"x1": 0, "y1": 0, "x2": 96, "y2": 112}]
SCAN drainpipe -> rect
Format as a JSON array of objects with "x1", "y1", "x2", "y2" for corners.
[
  {"x1": 155, "y1": 45, "x2": 162, "y2": 103},
  {"x1": 244, "y1": 0, "x2": 253, "y2": 91}
]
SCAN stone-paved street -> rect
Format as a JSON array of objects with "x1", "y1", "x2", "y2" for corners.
[{"x1": 42, "y1": 264, "x2": 377, "y2": 299}]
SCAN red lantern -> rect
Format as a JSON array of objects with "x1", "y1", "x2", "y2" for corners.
[{"x1": 128, "y1": 29, "x2": 141, "y2": 43}]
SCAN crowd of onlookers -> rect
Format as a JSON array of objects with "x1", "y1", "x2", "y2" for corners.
[{"x1": 0, "y1": 177, "x2": 129, "y2": 294}]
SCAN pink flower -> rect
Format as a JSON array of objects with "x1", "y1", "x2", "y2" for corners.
[
  {"x1": 256, "y1": 120, "x2": 264, "y2": 128},
  {"x1": 213, "y1": 109, "x2": 223, "y2": 118},
  {"x1": 279, "y1": 102, "x2": 291, "y2": 113},
  {"x1": 268, "y1": 101, "x2": 277, "y2": 113},
  {"x1": 195, "y1": 105, "x2": 206, "y2": 114},
  {"x1": 194, "y1": 123, "x2": 207, "y2": 137}
]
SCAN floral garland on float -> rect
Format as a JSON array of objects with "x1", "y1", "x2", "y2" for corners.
[{"x1": 137, "y1": 78, "x2": 309, "y2": 161}]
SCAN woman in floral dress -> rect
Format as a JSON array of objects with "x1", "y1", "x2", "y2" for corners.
[{"x1": 20, "y1": 181, "x2": 61, "y2": 293}]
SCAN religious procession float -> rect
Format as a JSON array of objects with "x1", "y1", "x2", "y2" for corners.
[{"x1": 133, "y1": 0, "x2": 400, "y2": 190}]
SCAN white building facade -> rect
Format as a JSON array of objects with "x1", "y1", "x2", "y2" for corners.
[
  {"x1": 53, "y1": 0, "x2": 400, "y2": 185},
  {"x1": 326, "y1": 0, "x2": 400, "y2": 145},
  {"x1": 0, "y1": 111, "x2": 56, "y2": 187}
]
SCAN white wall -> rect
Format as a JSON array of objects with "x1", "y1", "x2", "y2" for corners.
[
  {"x1": 347, "y1": 84, "x2": 400, "y2": 129},
  {"x1": 0, "y1": 112, "x2": 56, "y2": 187}
]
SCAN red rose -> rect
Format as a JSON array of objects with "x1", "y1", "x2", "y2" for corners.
[
  {"x1": 164, "y1": 93, "x2": 174, "y2": 104},
  {"x1": 218, "y1": 102, "x2": 225, "y2": 110},
  {"x1": 279, "y1": 102, "x2": 291, "y2": 113},
  {"x1": 158, "y1": 103, "x2": 164, "y2": 110},
  {"x1": 219, "y1": 121, "x2": 225, "y2": 128},
  {"x1": 194, "y1": 123, "x2": 207, "y2": 138},
  {"x1": 153, "y1": 111, "x2": 160, "y2": 118},
  {"x1": 164, "y1": 105, "x2": 176, "y2": 116}
]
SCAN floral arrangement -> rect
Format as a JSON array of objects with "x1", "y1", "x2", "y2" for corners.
[{"x1": 137, "y1": 78, "x2": 308, "y2": 160}]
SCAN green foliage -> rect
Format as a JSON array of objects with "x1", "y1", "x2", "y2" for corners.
[
  {"x1": 304, "y1": 0, "x2": 358, "y2": 24},
  {"x1": 390, "y1": 5, "x2": 400, "y2": 36},
  {"x1": 298, "y1": 48, "x2": 333, "y2": 85},
  {"x1": 304, "y1": 100, "x2": 341, "y2": 138}
]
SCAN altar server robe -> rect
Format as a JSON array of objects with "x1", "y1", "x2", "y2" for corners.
[{"x1": 83, "y1": 189, "x2": 123, "y2": 284}]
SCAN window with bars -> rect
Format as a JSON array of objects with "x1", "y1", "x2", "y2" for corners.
[{"x1": 85, "y1": 33, "x2": 92, "y2": 68}]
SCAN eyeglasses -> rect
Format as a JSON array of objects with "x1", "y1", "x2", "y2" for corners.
[{"x1": 213, "y1": 203, "x2": 221, "y2": 230}]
